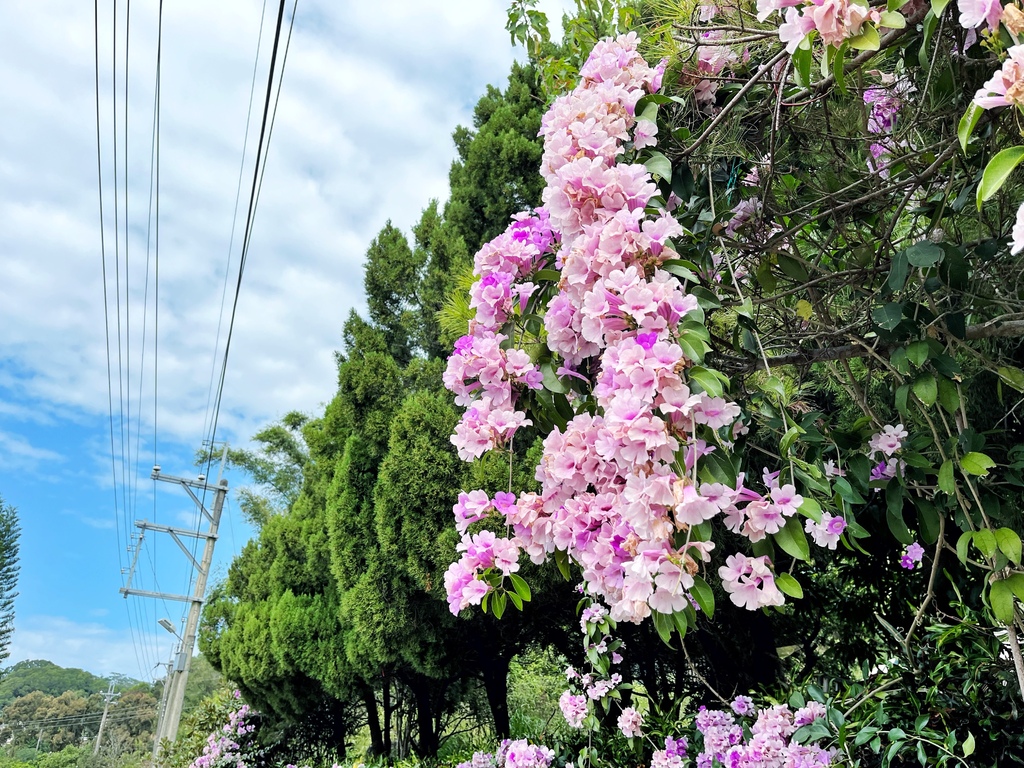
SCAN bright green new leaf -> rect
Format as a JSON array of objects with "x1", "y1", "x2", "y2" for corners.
[
  {"x1": 962, "y1": 732, "x2": 975, "y2": 758},
  {"x1": 848, "y1": 24, "x2": 881, "y2": 50},
  {"x1": 645, "y1": 151, "x2": 672, "y2": 181},
  {"x1": 798, "y1": 497, "x2": 823, "y2": 522},
  {"x1": 960, "y1": 451, "x2": 996, "y2": 476},
  {"x1": 774, "y1": 515, "x2": 811, "y2": 561},
  {"x1": 958, "y1": 102, "x2": 983, "y2": 153},
  {"x1": 776, "y1": 572, "x2": 804, "y2": 599},
  {"x1": 509, "y1": 573, "x2": 532, "y2": 601},
  {"x1": 690, "y1": 575, "x2": 715, "y2": 617},
  {"x1": 977, "y1": 146, "x2": 1024, "y2": 208},
  {"x1": 878, "y1": 10, "x2": 906, "y2": 27}
]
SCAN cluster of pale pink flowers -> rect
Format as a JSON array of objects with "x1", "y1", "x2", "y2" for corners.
[
  {"x1": 972, "y1": 41, "x2": 1024, "y2": 254},
  {"x1": 444, "y1": 211, "x2": 555, "y2": 462},
  {"x1": 457, "y1": 740, "x2": 555, "y2": 768},
  {"x1": 691, "y1": 700, "x2": 833, "y2": 767},
  {"x1": 867, "y1": 423, "x2": 907, "y2": 482},
  {"x1": 189, "y1": 700, "x2": 256, "y2": 768},
  {"x1": 757, "y1": 0, "x2": 890, "y2": 54},
  {"x1": 444, "y1": 34, "x2": 807, "y2": 622}
]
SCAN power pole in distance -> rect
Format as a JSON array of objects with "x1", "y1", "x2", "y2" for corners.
[
  {"x1": 120, "y1": 444, "x2": 228, "y2": 758},
  {"x1": 94, "y1": 682, "x2": 120, "y2": 755}
]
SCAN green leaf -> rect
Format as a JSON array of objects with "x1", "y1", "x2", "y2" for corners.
[
  {"x1": 792, "y1": 45, "x2": 813, "y2": 87},
  {"x1": 886, "y1": 483, "x2": 914, "y2": 545},
  {"x1": 996, "y1": 527, "x2": 1023, "y2": 565},
  {"x1": 508, "y1": 573, "x2": 532, "y2": 601},
  {"x1": 492, "y1": 590, "x2": 507, "y2": 619},
  {"x1": 905, "y1": 241, "x2": 944, "y2": 267},
  {"x1": 887, "y1": 250, "x2": 910, "y2": 292},
  {"x1": 541, "y1": 362, "x2": 569, "y2": 394},
  {"x1": 998, "y1": 366, "x2": 1024, "y2": 393},
  {"x1": 957, "y1": 530, "x2": 973, "y2": 563},
  {"x1": 554, "y1": 548, "x2": 572, "y2": 580},
  {"x1": 848, "y1": 23, "x2": 881, "y2": 50},
  {"x1": 938, "y1": 377, "x2": 960, "y2": 414},
  {"x1": 938, "y1": 459, "x2": 956, "y2": 494},
  {"x1": 661, "y1": 260, "x2": 699, "y2": 282},
  {"x1": 534, "y1": 268, "x2": 561, "y2": 282},
  {"x1": 912, "y1": 374, "x2": 937, "y2": 406},
  {"x1": 962, "y1": 732, "x2": 975, "y2": 758},
  {"x1": 507, "y1": 591, "x2": 524, "y2": 610},
  {"x1": 1006, "y1": 572, "x2": 1024, "y2": 602},
  {"x1": 776, "y1": 572, "x2": 804, "y2": 599},
  {"x1": 906, "y1": 341, "x2": 929, "y2": 366},
  {"x1": 973, "y1": 528, "x2": 997, "y2": 559},
  {"x1": 761, "y1": 375, "x2": 788, "y2": 403},
  {"x1": 780, "y1": 425, "x2": 806, "y2": 455},
  {"x1": 651, "y1": 610, "x2": 675, "y2": 645},
  {"x1": 690, "y1": 575, "x2": 715, "y2": 618},
  {"x1": 977, "y1": 146, "x2": 1024, "y2": 209},
  {"x1": 645, "y1": 151, "x2": 672, "y2": 182},
  {"x1": 688, "y1": 366, "x2": 724, "y2": 397},
  {"x1": 798, "y1": 496, "x2": 823, "y2": 523},
  {"x1": 990, "y1": 578, "x2": 1015, "y2": 623},
  {"x1": 774, "y1": 515, "x2": 811, "y2": 561},
  {"x1": 879, "y1": 9, "x2": 906, "y2": 27},
  {"x1": 872, "y1": 302, "x2": 903, "y2": 331},
  {"x1": 960, "y1": 451, "x2": 996, "y2": 476},
  {"x1": 958, "y1": 101, "x2": 983, "y2": 153}
]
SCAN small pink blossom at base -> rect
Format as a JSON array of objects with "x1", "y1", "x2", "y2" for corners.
[{"x1": 617, "y1": 706, "x2": 644, "y2": 737}]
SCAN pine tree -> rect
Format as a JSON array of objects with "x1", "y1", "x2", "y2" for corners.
[{"x1": 0, "y1": 495, "x2": 21, "y2": 666}]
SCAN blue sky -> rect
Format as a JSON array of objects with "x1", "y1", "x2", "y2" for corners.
[{"x1": 0, "y1": 0, "x2": 570, "y2": 681}]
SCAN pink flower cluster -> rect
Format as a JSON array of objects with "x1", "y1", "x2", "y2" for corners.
[
  {"x1": 457, "y1": 740, "x2": 555, "y2": 768},
  {"x1": 805, "y1": 511, "x2": 847, "y2": 550},
  {"x1": 692, "y1": 701, "x2": 833, "y2": 767},
  {"x1": 189, "y1": 703, "x2": 257, "y2": 768},
  {"x1": 718, "y1": 553, "x2": 785, "y2": 609},
  {"x1": 901, "y1": 541, "x2": 925, "y2": 569},
  {"x1": 974, "y1": 44, "x2": 1024, "y2": 110},
  {"x1": 444, "y1": 34, "x2": 804, "y2": 621},
  {"x1": 445, "y1": 492, "x2": 523, "y2": 612},
  {"x1": 757, "y1": 0, "x2": 889, "y2": 54},
  {"x1": 444, "y1": 211, "x2": 555, "y2": 461}
]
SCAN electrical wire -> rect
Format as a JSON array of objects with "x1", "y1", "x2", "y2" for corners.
[{"x1": 96, "y1": 0, "x2": 146, "y2": 684}]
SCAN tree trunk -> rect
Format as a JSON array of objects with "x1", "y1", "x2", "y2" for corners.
[
  {"x1": 410, "y1": 677, "x2": 439, "y2": 757},
  {"x1": 382, "y1": 668, "x2": 394, "y2": 764},
  {"x1": 360, "y1": 683, "x2": 384, "y2": 758},
  {"x1": 480, "y1": 651, "x2": 512, "y2": 738}
]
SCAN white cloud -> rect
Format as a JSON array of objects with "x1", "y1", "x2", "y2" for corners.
[
  {"x1": 0, "y1": 430, "x2": 64, "y2": 473},
  {"x1": 8, "y1": 615, "x2": 175, "y2": 680}
]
